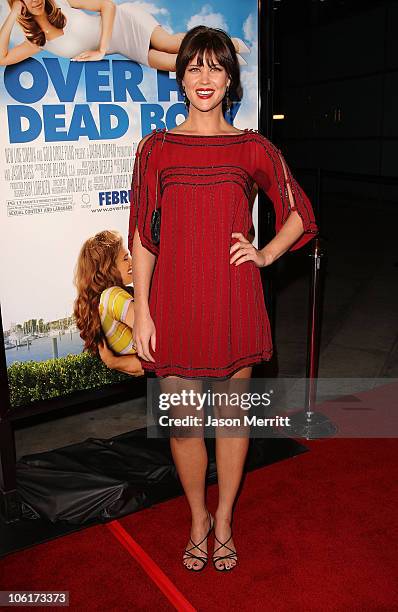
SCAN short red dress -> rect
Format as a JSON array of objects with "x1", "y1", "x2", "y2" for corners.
[{"x1": 128, "y1": 128, "x2": 318, "y2": 379}]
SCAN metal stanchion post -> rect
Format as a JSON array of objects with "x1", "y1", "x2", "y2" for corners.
[{"x1": 287, "y1": 236, "x2": 337, "y2": 438}]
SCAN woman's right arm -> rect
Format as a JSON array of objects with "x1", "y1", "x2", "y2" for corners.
[
  {"x1": 130, "y1": 134, "x2": 157, "y2": 363},
  {"x1": 98, "y1": 341, "x2": 144, "y2": 376},
  {"x1": 0, "y1": 1, "x2": 41, "y2": 66},
  {"x1": 131, "y1": 227, "x2": 156, "y2": 362}
]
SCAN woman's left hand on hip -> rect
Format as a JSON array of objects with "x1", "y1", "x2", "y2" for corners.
[{"x1": 230, "y1": 232, "x2": 275, "y2": 268}]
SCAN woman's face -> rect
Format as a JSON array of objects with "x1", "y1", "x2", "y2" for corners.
[
  {"x1": 21, "y1": 0, "x2": 46, "y2": 16},
  {"x1": 182, "y1": 50, "x2": 230, "y2": 113},
  {"x1": 116, "y1": 245, "x2": 133, "y2": 285}
]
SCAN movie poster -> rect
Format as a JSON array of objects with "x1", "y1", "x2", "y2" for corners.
[{"x1": 0, "y1": 0, "x2": 259, "y2": 407}]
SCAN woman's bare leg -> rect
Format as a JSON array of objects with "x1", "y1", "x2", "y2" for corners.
[
  {"x1": 149, "y1": 26, "x2": 248, "y2": 56},
  {"x1": 147, "y1": 49, "x2": 178, "y2": 72},
  {"x1": 159, "y1": 375, "x2": 210, "y2": 570},
  {"x1": 213, "y1": 366, "x2": 252, "y2": 569},
  {"x1": 146, "y1": 29, "x2": 249, "y2": 71},
  {"x1": 150, "y1": 26, "x2": 185, "y2": 53}
]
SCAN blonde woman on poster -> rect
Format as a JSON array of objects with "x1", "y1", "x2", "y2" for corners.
[
  {"x1": 74, "y1": 230, "x2": 144, "y2": 377},
  {"x1": 0, "y1": 0, "x2": 249, "y2": 68}
]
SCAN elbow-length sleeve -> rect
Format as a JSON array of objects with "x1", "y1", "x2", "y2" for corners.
[
  {"x1": 252, "y1": 133, "x2": 319, "y2": 251},
  {"x1": 128, "y1": 132, "x2": 159, "y2": 257}
]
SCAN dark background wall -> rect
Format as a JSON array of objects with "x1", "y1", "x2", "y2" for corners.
[{"x1": 272, "y1": 0, "x2": 398, "y2": 205}]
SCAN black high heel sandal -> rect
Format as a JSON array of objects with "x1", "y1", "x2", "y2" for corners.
[
  {"x1": 182, "y1": 510, "x2": 214, "y2": 572},
  {"x1": 212, "y1": 531, "x2": 238, "y2": 571}
]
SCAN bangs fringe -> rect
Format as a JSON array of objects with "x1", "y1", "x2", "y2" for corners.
[{"x1": 189, "y1": 34, "x2": 229, "y2": 68}]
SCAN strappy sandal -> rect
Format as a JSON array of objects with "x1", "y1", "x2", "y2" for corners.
[
  {"x1": 212, "y1": 531, "x2": 238, "y2": 571},
  {"x1": 182, "y1": 510, "x2": 214, "y2": 572}
]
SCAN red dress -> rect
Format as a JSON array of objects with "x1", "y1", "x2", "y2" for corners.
[{"x1": 128, "y1": 128, "x2": 318, "y2": 379}]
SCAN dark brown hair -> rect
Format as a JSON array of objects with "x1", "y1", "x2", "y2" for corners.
[
  {"x1": 175, "y1": 25, "x2": 243, "y2": 114},
  {"x1": 8, "y1": 0, "x2": 66, "y2": 47}
]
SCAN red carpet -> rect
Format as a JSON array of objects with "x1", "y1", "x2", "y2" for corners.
[
  {"x1": 0, "y1": 524, "x2": 175, "y2": 610},
  {"x1": 1, "y1": 438, "x2": 397, "y2": 611}
]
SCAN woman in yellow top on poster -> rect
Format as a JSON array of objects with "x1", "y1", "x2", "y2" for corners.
[{"x1": 74, "y1": 229, "x2": 143, "y2": 376}]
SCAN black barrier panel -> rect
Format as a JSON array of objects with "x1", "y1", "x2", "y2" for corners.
[{"x1": 12, "y1": 428, "x2": 308, "y2": 530}]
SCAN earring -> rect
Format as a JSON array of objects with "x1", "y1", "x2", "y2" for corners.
[
  {"x1": 182, "y1": 87, "x2": 189, "y2": 108},
  {"x1": 224, "y1": 86, "x2": 231, "y2": 110}
]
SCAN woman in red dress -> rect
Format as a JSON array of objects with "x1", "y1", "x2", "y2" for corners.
[{"x1": 129, "y1": 25, "x2": 318, "y2": 572}]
